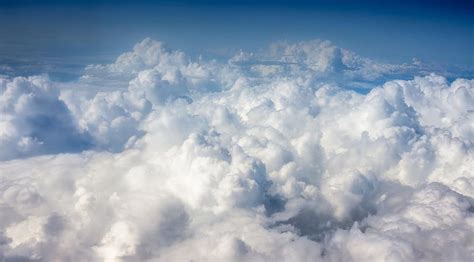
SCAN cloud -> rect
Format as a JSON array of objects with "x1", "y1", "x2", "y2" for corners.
[
  {"x1": 0, "y1": 38, "x2": 473, "y2": 261},
  {"x1": 229, "y1": 40, "x2": 472, "y2": 90},
  {"x1": 326, "y1": 183, "x2": 474, "y2": 262},
  {"x1": 0, "y1": 76, "x2": 91, "y2": 160}
]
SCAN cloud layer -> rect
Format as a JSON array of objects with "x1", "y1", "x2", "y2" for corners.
[{"x1": 0, "y1": 38, "x2": 473, "y2": 261}]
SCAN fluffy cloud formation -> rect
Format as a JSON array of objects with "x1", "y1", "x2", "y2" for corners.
[
  {"x1": 230, "y1": 40, "x2": 428, "y2": 89},
  {"x1": 0, "y1": 39, "x2": 473, "y2": 261},
  {"x1": 0, "y1": 76, "x2": 91, "y2": 160}
]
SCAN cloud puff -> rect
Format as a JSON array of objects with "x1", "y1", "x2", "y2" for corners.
[
  {"x1": 229, "y1": 40, "x2": 418, "y2": 85},
  {"x1": 326, "y1": 183, "x2": 474, "y2": 262},
  {"x1": 0, "y1": 39, "x2": 473, "y2": 261},
  {"x1": 0, "y1": 76, "x2": 91, "y2": 160}
]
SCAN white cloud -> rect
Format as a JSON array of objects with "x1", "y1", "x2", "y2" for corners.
[
  {"x1": 0, "y1": 76, "x2": 91, "y2": 160},
  {"x1": 326, "y1": 183, "x2": 474, "y2": 262},
  {"x1": 229, "y1": 40, "x2": 423, "y2": 88},
  {"x1": 0, "y1": 38, "x2": 473, "y2": 261}
]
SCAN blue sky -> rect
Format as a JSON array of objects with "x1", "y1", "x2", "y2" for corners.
[{"x1": 0, "y1": 0, "x2": 472, "y2": 79}]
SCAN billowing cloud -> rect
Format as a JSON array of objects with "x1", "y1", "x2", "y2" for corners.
[
  {"x1": 0, "y1": 39, "x2": 473, "y2": 261},
  {"x1": 0, "y1": 76, "x2": 91, "y2": 160}
]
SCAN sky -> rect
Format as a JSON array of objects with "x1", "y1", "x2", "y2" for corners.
[
  {"x1": 0, "y1": 0, "x2": 472, "y2": 79},
  {"x1": 0, "y1": 1, "x2": 474, "y2": 261}
]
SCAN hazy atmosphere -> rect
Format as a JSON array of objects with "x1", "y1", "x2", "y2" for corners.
[{"x1": 0, "y1": 0, "x2": 473, "y2": 261}]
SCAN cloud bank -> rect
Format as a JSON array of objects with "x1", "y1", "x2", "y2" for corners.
[{"x1": 0, "y1": 38, "x2": 473, "y2": 261}]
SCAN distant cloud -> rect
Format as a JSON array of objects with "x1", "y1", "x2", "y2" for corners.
[{"x1": 229, "y1": 40, "x2": 471, "y2": 90}]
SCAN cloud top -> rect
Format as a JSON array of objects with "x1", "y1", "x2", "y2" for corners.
[{"x1": 0, "y1": 38, "x2": 473, "y2": 261}]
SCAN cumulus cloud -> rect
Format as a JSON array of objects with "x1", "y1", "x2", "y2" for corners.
[
  {"x1": 0, "y1": 76, "x2": 91, "y2": 160},
  {"x1": 230, "y1": 40, "x2": 471, "y2": 90},
  {"x1": 0, "y1": 38, "x2": 473, "y2": 261}
]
